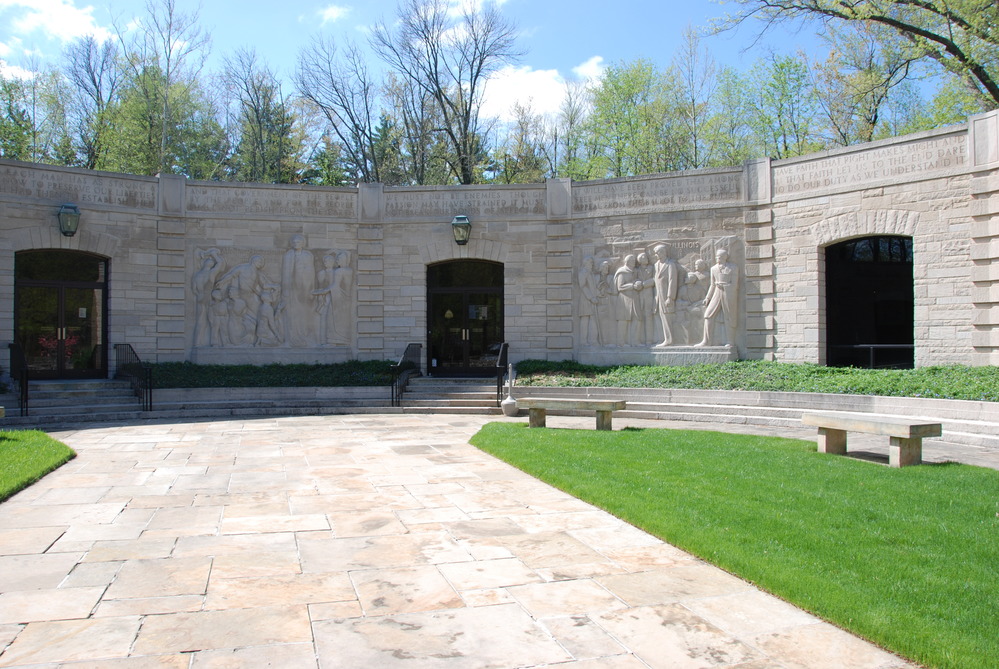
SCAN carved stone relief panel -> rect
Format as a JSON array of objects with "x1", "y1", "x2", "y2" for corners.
[
  {"x1": 577, "y1": 237, "x2": 742, "y2": 351},
  {"x1": 192, "y1": 235, "x2": 354, "y2": 349}
]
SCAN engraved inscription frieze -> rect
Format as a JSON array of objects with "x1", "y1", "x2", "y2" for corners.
[
  {"x1": 384, "y1": 188, "x2": 545, "y2": 218},
  {"x1": 0, "y1": 166, "x2": 156, "y2": 208},
  {"x1": 573, "y1": 172, "x2": 743, "y2": 215},
  {"x1": 186, "y1": 186, "x2": 357, "y2": 219},
  {"x1": 772, "y1": 133, "x2": 967, "y2": 197}
]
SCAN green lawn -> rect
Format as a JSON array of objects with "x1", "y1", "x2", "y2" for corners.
[
  {"x1": 0, "y1": 431, "x2": 76, "y2": 503},
  {"x1": 470, "y1": 422, "x2": 999, "y2": 669}
]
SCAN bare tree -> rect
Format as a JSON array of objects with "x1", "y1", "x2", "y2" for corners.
[
  {"x1": 295, "y1": 36, "x2": 382, "y2": 182},
  {"x1": 64, "y1": 35, "x2": 122, "y2": 169},
  {"x1": 370, "y1": 0, "x2": 522, "y2": 184},
  {"x1": 224, "y1": 47, "x2": 299, "y2": 183},
  {"x1": 673, "y1": 26, "x2": 717, "y2": 169}
]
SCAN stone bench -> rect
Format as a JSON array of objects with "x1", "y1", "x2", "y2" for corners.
[
  {"x1": 517, "y1": 398, "x2": 627, "y2": 431},
  {"x1": 801, "y1": 411, "x2": 942, "y2": 467}
]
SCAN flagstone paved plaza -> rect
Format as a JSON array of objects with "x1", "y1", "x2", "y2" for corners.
[{"x1": 0, "y1": 414, "x2": 936, "y2": 667}]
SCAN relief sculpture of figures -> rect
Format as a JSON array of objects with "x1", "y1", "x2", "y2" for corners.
[
  {"x1": 281, "y1": 235, "x2": 317, "y2": 347},
  {"x1": 192, "y1": 247, "x2": 223, "y2": 347},
  {"x1": 192, "y1": 240, "x2": 354, "y2": 349},
  {"x1": 697, "y1": 248, "x2": 740, "y2": 348},
  {"x1": 578, "y1": 240, "x2": 740, "y2": 352}
]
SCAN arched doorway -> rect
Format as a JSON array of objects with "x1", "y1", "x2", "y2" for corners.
[
  {"x1": 427, "y1": 260, "x2": 503, "y2": 377},
  {"x1": 14, "y1": 250, "x2": 109, "y2": 379},
  {"x1": 825, "y1": 236, "x2": 913, "y2": 368}
]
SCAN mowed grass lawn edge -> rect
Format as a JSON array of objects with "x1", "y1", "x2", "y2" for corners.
[
  {"x1": 0, "y1": 430, "x2": 76, "y2": 503},
  {"x1": 469, "y1": 422, "x2": 999, "y2": 669}
]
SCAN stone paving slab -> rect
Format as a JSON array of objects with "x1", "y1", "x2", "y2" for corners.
[{"x1": 0, "y1": 414, "x2": 931, "y2": 668}]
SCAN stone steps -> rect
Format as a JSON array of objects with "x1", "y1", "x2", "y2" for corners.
[{"x1": 4, "y1": 380, "x2": 997, "y2": 453}]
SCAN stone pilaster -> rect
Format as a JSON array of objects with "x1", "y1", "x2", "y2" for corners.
[
  {"x1": 969, "y1": 111, "x2": 999, "y2": 364},
  {"x1": 154, "y1": 175, "x2": 187, "y2": 361},
  {"x1": 743, "y1": 159, "x2": 776, "y2": 360},
  {"x1": 355, "y1": 225, "x2": 384, "y2": 356}
]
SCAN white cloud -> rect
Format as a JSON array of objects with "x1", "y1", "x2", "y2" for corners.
[
  {"x1": 482, "y1": 64, "x2": 566, "y2": 122},
  {"x1": 481, "y1": 56, "x2": 608, "y2": 123},
  {"x1": 572, "y1": 55, "x2": 605, "y2": 82},
  {"x1": 318, "y1": 4, "x2": 351, "y2": 24},
  {"x1": 0, "y1": 58, "x2": 35, "y2": 79},
  {"x1": 2, "y1": 0, "x2": 111, "y2": 43}
]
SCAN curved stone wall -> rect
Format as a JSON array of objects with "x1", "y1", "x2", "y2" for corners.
[{"x1": 1, "y1": 111, "x2": 997, "y2": 372}]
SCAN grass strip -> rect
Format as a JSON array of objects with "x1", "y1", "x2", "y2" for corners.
[
  {"x1": 470, "y1": 422, "x2": 999, "y2": 669},
  {"x1": 0, "y1": 430, "x2": 76, "y2": 503}
]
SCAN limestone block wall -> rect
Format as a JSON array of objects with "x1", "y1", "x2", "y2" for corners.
[
  {"x1": 2, "y1": 109, "x2": 998, "y2": 373},
  {"x1": 0, "y1": 164, "x2": 161, "y2": 355},
  {"x1": 768, "y1": 123, "x2": 981, "y2": 366}
]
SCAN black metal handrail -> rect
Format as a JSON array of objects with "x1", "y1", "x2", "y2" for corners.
[
  {"x1": 114, "y1": 344, "x2": 153, "y2": 411},
  {"x1": 390, "y1": 343, "x2": 422, "y2": 407},
  {"x1": 494, "y1": 342, "x2": 509, "y2": 405},
  {"x1": 8, "y1": 342, "x2": 29, "y2": 417}
]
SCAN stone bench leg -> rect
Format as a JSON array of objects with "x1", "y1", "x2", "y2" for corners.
[
  {"x1": 528, "y1": 407, "x2": 547, "y2": 428},
  {"x1": 816, "y1": 427, "x2": 847, "y2": 455},
  {"x1": 889, "y1": 436, "x2": 922, "y2": 468},
  {"x1": 595, "y1": 410, "x2": 613, "y2": 431}
]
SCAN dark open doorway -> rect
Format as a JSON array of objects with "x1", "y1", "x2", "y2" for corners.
[
  {"x1": 427, "y1": 260, "x2": 504, "y2": 377},
  {"x1": 825, "y1": 236, "x2": 914, "y2": 368},
  {"x1": 15, "y1": 250, "x2": 109, "y2": 379}
]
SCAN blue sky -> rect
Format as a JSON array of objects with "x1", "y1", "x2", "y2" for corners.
[{"x1": 0, "y1": 0, "x2": 823, "y2": 120}]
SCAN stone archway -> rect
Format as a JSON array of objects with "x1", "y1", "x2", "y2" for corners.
[{"x1": 825, "y1": 236, "x2": 914, "y2": 368}]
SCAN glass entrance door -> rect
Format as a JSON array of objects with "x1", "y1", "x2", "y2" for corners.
[
  {"x1": 15, "y1": 251, "x2": 108, "y2": 379},
  {"x1": 427, "y1": 261, "x2": 503, "y2": 377}
]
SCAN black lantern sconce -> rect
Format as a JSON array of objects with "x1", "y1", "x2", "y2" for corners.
[
  {"x1": 451, "y1": 215, "x2": 471, "y2": 245},
  {"x1": 57, "y1": 203, "x2": 81, "y2": 237}
]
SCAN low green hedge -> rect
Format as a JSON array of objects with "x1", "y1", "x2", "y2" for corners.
[{"x1": 514, "y1": 360, "x2": 999, "y2": 402}]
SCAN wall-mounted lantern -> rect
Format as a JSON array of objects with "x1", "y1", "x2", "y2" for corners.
[
  {"x1": 57, "y1": 203, "x2": 81, "y2": 237},
  {"x1": 451, "y1": 215, "x2": 471, "y2": 245}
]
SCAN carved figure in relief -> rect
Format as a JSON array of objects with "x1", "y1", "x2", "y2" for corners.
[
  {"x1": 614, "y1": 254, "x2": 642, "y2": 346},
  {"x1": 577, "y1": 256, "x2": 599, "y2": 345},
  {"x1": 596, "y1": 260, "x2": 616, "y2": 346},
  {"x1": 281, "y1": 235, "x2": 317, "y2": 347},
  {"x1": 255, "y1": 284, "x2": 282, "y2": 346},
  {"x1": 192, "y1": 248, "x2": 223, "y2": 346},
  {"x1": 224, "y1": 284, "x2": 254, "y2": 346},
  {"x1": 652, "y1": 244, "x2": 682, "y2": 346},
  {"x1": 216, "y1": 254, "x2": 268, "y2": 330},
  {"x1": 209, "y1": 289, "x2": 227, "y2": 347},
  {"x1": 678, "y1": 258, "x2": 709, "y2": 345},
  {"x1": 698, "y1": 248, "x2": 740, "y2": 347},
  {"x1": 330, "y1": 252, "x2": 354, "y2": 344},
  {"x1": 636, "y1": 252, "x2": 656, "y2": 345},
  {"x1": 314, "y1": 255, "x2": 337, "y2": 346}
]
